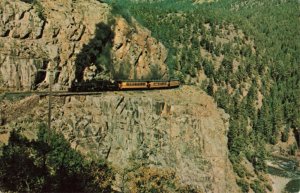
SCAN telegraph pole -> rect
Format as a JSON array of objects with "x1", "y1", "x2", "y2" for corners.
[
  {"x1": 48, "y1": 65, "x2": 53, "y2": 130},
  {"x1": 47, "y1": 60, "x2": 61, "y2": 130},
  {"x1": 38, "y1": 60, "x2": 60, "y2": 130}
]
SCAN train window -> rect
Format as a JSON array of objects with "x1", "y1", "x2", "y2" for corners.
[
  {"x1": 153, "y1": 82, "x2": 167, "y2": 86},
  {"x1": 127, "y1": 82, "x2": 146, "y2": 86}
]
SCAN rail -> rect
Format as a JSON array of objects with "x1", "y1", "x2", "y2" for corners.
[{"x1": 1, "y1": 91, "x2": 106, "y2": 97}]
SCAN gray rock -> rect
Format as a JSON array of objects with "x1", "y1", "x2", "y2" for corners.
[
  {"x1": 48, "y1": 87, "x2": 239, "y2": 192},
  {"x1": 0, "y1": 0, "x2": 169, "y2": 91}
]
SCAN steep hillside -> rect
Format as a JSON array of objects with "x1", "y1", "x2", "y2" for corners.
[
  {"x1": 102, "y1": 0, "x2": 300, "y2": 192},
  {"x1": 1, "y1": 86, "x2": 239, "y2": 192},
  {"x1": 0, "y1": 0, "x2": 168, "y2": 91},
  {"x1": 0, "y1": 0, "x2": 299, "y2": 192},
  {"x1": 0, "y1": 1, "x2": 241, "y2": 192}
]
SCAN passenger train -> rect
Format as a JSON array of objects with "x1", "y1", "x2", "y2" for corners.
[{"x1": 69, "y1": 79, "x2": 180, "y2": 92}]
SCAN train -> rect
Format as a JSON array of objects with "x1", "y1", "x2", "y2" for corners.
[{"x1": 69, "y1": 79, "x2": 180, "y2": 92}]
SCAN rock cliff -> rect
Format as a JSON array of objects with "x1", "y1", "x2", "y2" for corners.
[
  {"x1": 0, "y1": 0, "x2": 240, "y2": 192},
  {"x1": 0, "y1": 0, "x2": 168, "y2": 91},
  {"x1": 0, "y1": 86, "x2": 239, "y2": 192}
]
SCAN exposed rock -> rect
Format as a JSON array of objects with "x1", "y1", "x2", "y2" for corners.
[
  {"x1": 0, "y1": 86, "x2": 240, "y2": 192},
  {"x1": 0, "y1": 55, "x2": 45, "y2": 90},
  {"x1": 0, "y1": 0, "x2": 168, "y2": 91},
  {"x1": 112, "y1": 17, "x2": 168, "y2": 79},
  {"x1": 0, "y1": 0, "x2": 239, "y2": 192}
]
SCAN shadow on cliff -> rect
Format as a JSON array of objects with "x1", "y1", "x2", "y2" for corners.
[{"x1": 74, "y1": 22, "x2": 115, "y2": 82}]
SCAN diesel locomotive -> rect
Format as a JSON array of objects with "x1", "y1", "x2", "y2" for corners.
[{"x1": 69, "y1": 79, "x2": 180, "y2": 92}]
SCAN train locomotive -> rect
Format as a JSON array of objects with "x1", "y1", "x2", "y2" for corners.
[{"x1": 69, "y1": 79, "x2": 180, "y2": 92}]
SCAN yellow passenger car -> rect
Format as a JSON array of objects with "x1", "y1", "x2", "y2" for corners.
[
  {"x1": 169, "y1": 80, "x2": 180, "y2": 88},
  {"x1": 148, "y1": 81, "x2": 169, "y2": 89},
  {"x1": 118, "y1": 81, "x2": 148, "y2": 90}
]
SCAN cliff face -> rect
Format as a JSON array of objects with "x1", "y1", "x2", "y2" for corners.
[
  {"x1": 0, "y1": 0, "x2": 240, "y2": 192},
  {"x1": 0, "y1": 86, "x2": 239, "y2": 192},
  {"x1": 111, "y1": 17, "x2": 168, "y2": 80},
  {"x1": 0, "y1": 0, "x2": 168, "y2": 91}
]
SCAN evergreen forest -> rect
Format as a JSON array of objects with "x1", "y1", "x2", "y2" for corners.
[{"x1": 102, "y1": 0, "x2": 300, "y2": 192}]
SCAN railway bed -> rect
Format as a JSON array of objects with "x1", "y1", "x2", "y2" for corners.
[{"x1": 1, "y1": 91, "x2": 106, "y2": 97}]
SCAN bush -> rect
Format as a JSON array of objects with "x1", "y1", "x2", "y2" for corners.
[
  {"x1": 20, "y1": 0, "x2": 45, "y2": 20},
  {"x1": 20, "y1": 0, "x2": 35, "y2": 3},
  {"x1": 233, "y1": 163, "x2": 247, "y2": 178},
  {"x1": 281, "y1": 127, "x2": 289, "y2": 142},
  {"x1": 147, "y1": 64, "x2": 164, "y2": 80},
  {"x1": 237, "y1": 179, "x2": 249, "y2": 193},
  {"x1": 112, "y1": 62, "x2": 131, "y2": 80},
  {"x1": 250, "y1": 180, "x2": 266, "y2": 193},
  {"x1": 33, "y1": 1, "x2": 45, "y2": 20},
  {"x1": 125, "y1": 167, "x2": 201, "y2": 193},
  {"x1": 0, "y1": 125, "x2": 114, "y2": 193},
  {"x1": 288, "y1": 143, "x2": 298, "y2": 156}
]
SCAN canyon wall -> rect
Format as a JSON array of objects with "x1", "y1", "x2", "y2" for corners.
[
  {"x1": 0, "y1": 86, "x2": 239, "y2": 192},
  {"x1": 0, "y1": 0, "x2": 240, "y2": 192},
  {"x1": 0, "y1": 0, "x2": 168, "y2": 91}
]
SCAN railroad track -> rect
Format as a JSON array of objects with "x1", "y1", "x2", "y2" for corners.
[{"x1": 1, "y1": 91, "x2": 106, "y2": 97}]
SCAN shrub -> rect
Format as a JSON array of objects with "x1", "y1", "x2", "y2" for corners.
[
  {"x1": 0, "y1": 125, "x2": 114, "y2": 193},
  {"x1": 20, "y1": 0, "x2": 35, "y2": 3},
  {"x1": 113, "y1": 62, "x2": 131, "y2": 80},
  {"x1": 288, "y1": 143, "x2": 298, "y2": 156},
  {"x1": 250, "y1": 180, "x2": 266, "y2": 193},
  {"x1": 147, "y1": 64, "x2": 164, "y2": 80},
  {"x1": 33, "y1": 1, "x2": 46, "y2": 20},
  {"x1": 237, "y1": 179, "x2": 249, "y2": 193}
]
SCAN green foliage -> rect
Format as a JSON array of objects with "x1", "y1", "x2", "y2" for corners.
[
  {"x1": 0, "y1": 129, "x2": 45, "y2": 192},
  {"x1": 266, "y1": 183, "x2": 272, "y2": 192},
  {"x1": 124, "y1": 166, "x2": 201, "y2": 193},
  {"x1": 236, "y1": 178, "x2": 249, "y2": 193},
  {"x1": 206, "y1": 79, "x2": 214, "y2": 96},
  {"x1": 281, "y1": 126, "x2": 289, "y2": 142},
  {"x1": 112, "y1": 62, "x2": 131, "y2": 80},
  {"x1": 19, "y1": 0, "x2": 45, "y2": 20},
  {"x1": 285, "y1": 179, "x2": 300, "y2": 193},
  {"x1": 104, "y1": 0, "x2": 300, "y2": 191},
  {"x1": 202, "y1": 59, "x2": 214, "y2": 78},
  {"x1": 0, "y1": 125, "x2": 114, "y2": 193},
  {"x1": 221, "y1": 55, "x2": 233, "y2": 74},
  {"x1": 33, "y1": 0, "x2": 45, "y2": 20},
  {"x1": 232, "y1": 163, "x2": 247, "y2": 178},
  {"x1": 250, "y1": 180, "x2": 266, "y2": 193},
  {"x1": 20, "y1": 0, "x2": 35, "y2": 4},
  {"x1": 101, "y1": 0, "x2": 133, "y2": 23},
  {"x1": 166, "y1": 53, "x2": 177, "y2": 78},
  {"x1": 147, "y1": 64, "x2": 164, "y2": 80},
  {"x1": 288, "y1": 143, "x2": 298, "y2": 156}
]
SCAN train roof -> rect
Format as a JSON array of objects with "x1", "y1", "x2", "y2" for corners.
[{"x1": 115, "y1": 79, "x2": 180, "y2": 82}]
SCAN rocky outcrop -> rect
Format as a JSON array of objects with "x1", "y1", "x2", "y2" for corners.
[
  {"x1": 0, "y1": 0, "x2": 239, "y2": 192},
  {"x1": 111, "y1": 17, "x2": 168, "y2": 80},
  {"x1": 0, "y1": 86, "x2": 239, "y2": 192},
  {"x1": 0, "y1": 0, "x2": 168, "y2": 91}
]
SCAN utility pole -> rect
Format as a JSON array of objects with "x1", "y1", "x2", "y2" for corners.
[
  {"x1": 48, "y1": 65, "x2": 53, "y2": 130},
  {"x1": 38, "y1": 60, "x2": 60, "y2": 130},
  {"x1": 297, "y1": 128, "x2": 300, "y2": 149}
]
